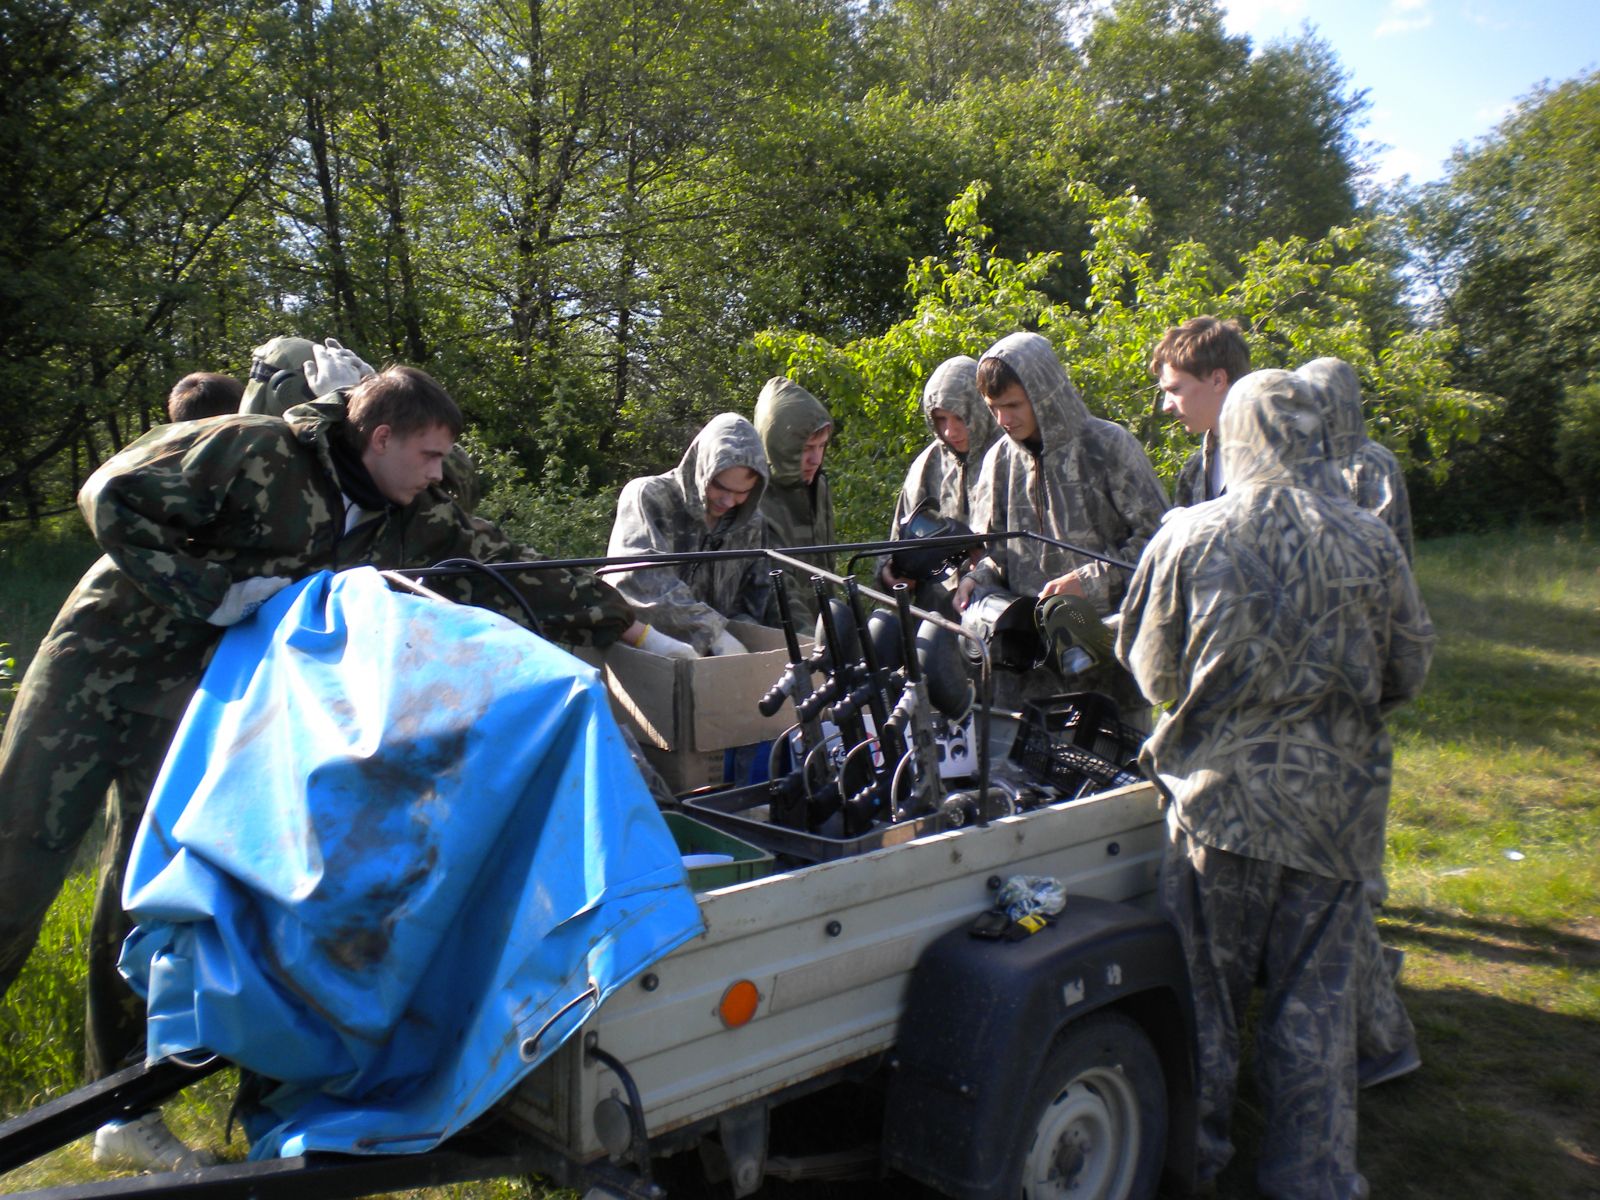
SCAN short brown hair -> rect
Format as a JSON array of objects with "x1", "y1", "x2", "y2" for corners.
[
  {"x1": 1149, "y1": 316, "x2": 1251, "y2": 385},
  {"x1": 975, "y1": 355, "x2": 1024, "y2": 401},
  {"x1": 346, "y1": 366, "x2": 463, "y2": 446},
  {"x1": 167, "y1": 372, "x2": 244, "y2": 422}
]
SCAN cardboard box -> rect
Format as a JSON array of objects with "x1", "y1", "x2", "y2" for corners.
[
  {"x1": 582, "y1": 623, "x2": 808, "y2": 752},
  {"x1": 640, "y1": 744, "x2": 728, "y2": 793}
]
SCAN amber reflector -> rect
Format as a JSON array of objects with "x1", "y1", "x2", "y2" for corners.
[{"x1": 718, "y1": 979, "x2": 759, "y2": 1028}]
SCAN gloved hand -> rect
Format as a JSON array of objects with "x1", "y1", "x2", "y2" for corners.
[
  {"x1": 302, "y1": 337, "x2": 375, "y2": 396},
  {"x1": 637, "y1": 625, "x2": 699, "y2": 660},
  {"x1": 207, "y1": 576, "x2": 293, "y2": 627},
  {"x1": 709, "y1": 627, "x2": 745, "y2": 657}
]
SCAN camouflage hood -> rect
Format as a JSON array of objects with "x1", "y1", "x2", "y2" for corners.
[
  {"x1": 1295, "y1": 357, "x2": 1415, "y2": 560},
  {"x1": 282, "y1": 395, "x2": 355, "y2": 483},
  {"x1": 921, "y1": 355, "x2": 999, "y2": 464},
  {"x1": 606, "y1": 414, "x2": 776, "y2": 651},
  {"x1": 674, "y1": 413, "x2": 769, "y2": 533},
  {"x1": 239, "y1": 336, "x2": 317, "y2": 417},
  {"x1": 1295, "y1": 357, "x2": 1366, "y2": 459},
  {"x1": 754, "y1": 377, "x2": 832, "y2": 488},
  {"x1": 1219, "y1": 369, "x2": 1343, "y2": 497},
  {"x1": 980, "y1": 332, "x2": 1087, "y2": 453}
]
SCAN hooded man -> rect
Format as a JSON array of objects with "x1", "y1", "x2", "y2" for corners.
[
  {"x1": 754, "y1": 376, "x2": 834, "y2": 626},
  {"x1": 1116, "y1": 369, "x2": 1435, "y2": 1198},
  {"x1": 955, "y1": 332, "x2": 1169, "y2": 714},
  {"x1": 607, "y1": 413, "x2": 776, "y2": 656},
  {"x1": 241, "y1": 335, "x2": 482, "y2": 514},
  {"x1": 889, "y1": 356, "x2": 1000, "y2": 534},
  {"x1": 1298, "y1": 357, "x2": 1416, "y2": 562},
  {"x1": 0, "y1": 366, "x2": 649, "y2": 1171},
  {"x1": 881, "y1": 356, "x2": 1000, "y2": 610},
  {"x1": 1148, "y1": 316, "x2": 1252, "y2": 507}
]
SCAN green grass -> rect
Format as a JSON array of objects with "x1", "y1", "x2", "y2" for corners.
[{"x1": 2, "y1": 522, "x2": 1597, "y2": 1197}]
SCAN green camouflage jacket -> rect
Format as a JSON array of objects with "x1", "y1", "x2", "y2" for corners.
[
  {"x1": 754, "y1": 377, "x2": 835, "y2": 625},
  {"x1": 889, "y1": 356, "x2": 1001, "y2": 534},
  {"x1": 59, "y1": 397, "x2": 631, "y2": 722},
  {"x1": 968, "y1": 333, "x2": 1170, "y2": 615},
  {"x1": 1297, "y1": 357, "x2": 1415, "y2": 562},
  {"x1": 606, "y1": 413, "x2": 775, "y2": 653},
  {"x1": 1116, "y1": 369, "x2": 1435, "y2": 881}
]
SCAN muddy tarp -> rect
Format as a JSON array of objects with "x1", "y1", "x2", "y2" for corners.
[{"x1": 118, "y1": 567, "x2": 703, "y2": 1158}]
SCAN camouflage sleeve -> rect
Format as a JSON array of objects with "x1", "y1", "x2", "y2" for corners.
[
  {"x1": 407, "y1": 492, "x2": 635, "y2": 647},
  {"x1": 1115, "y1": 517, "x2": 1189, "y2": 708},
  {"x1": 78, "y1": 421, "x2": 281, "y2": 621},
  {"x1": 967, "y1": 447, "x2": 1011, "y2": 597},
  {"x1": 1073, "y1": 424, "x2": 1171, "y2": 613},
  {"x1": 605, "y1": 477, "x2": 730, "y2": 654},
  {"x1": 1378, "y1": 551, "x2": 1434, "y2": 714}
]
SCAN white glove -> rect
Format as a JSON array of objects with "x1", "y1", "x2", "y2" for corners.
[
  {"x1": 207, "y1": 576, "x2": 293, "y2": 627},
  {"x1": 709, "y1": 628, "x2": 745, "y2": 657},
  {"x1": 303, "y1": 337, "x2": 375, "y2": 396},
  {"x1": 637, "y1": 625, "x2": 699, "y2": 660}
]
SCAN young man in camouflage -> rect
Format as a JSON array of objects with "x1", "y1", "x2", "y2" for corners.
[
  {"x1": 880, "y1": 355, "x2": 1000, "y2": 609},
  {"x1": 1148, "y1": 315, "x2": 1252, "y2": 507},
  {"x1": 606, "y1": 412, "x2": 776, "y2": 656},
  {"x1": 1298, "y1": 356, "x2": 1416, "y2": 561},
  {"x1": 754, "y1": 376, "x2": 834, "y2": 627},
  {"x1": 1117, "y1": 369, "x2": 1435, "y2": 1198},
  {"x1": 954, "y1": 332, "x2": 1169, "y2": 715},
  {"x1": 241, "y1": 334, "x2": 482, "y2": 514},
  {"x1": 0, "y1": 365, "x2": 641, "y2": 1169}
]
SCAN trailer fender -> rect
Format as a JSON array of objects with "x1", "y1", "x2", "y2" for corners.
[{"x1": 881, "y1": 894, "x2": 1196, "y2": 1200}]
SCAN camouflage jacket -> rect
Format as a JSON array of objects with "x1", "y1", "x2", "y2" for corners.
[
  {"x1": 606, "y1": 413, "x2": 775, "y2": 653},
  {"x1": 1116, "y1": 370, "x2": 1435, "y2": 881},
  {"x1": 889, "y1": 356, "x2": 1001, "y2": 534},
  {"x1": 968, "y1": 333, "x2": 1170, "y2": 615},
  {"x1": 1297, "y1": 358, "x2": 1415, "y2": 561},
  {"x1": 1171, "y1": 432, "x2": 1223, "y2": 508},
  {"x1": 754, "y1": 377, "x2": 835, "y2": 625},
  {"x1": 56, "y1": 398, "x2": 631, "y2": 721}
]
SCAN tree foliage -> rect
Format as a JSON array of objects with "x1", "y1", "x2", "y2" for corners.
[
  {"x1": 756, "y1": 182, "x2": 1482, "y2": 542},
  {"x1": 1404, "y1": 70, "x2": 1600, "y2": 529},
  {"x1": 0, "y1": 0, "x2": 1445, "y2": 544}
]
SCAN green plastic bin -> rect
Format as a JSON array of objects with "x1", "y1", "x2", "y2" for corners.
[{"x1": 664, "y1": 811, "x2": 775, "y2": 891}]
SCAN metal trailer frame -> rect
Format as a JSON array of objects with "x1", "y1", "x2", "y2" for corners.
[{"x1": 0, "y1": 537, "x2": 1138, "y2": 1200}]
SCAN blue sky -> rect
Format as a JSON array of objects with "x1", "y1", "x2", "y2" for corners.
[{"x1": 1219, "y1": 0, "x2": 1600, "y2": 183}]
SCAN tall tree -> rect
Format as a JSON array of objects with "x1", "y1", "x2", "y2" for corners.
[{"x1": 1405, "y1": 69, "x2": 1600, "y2": 528}]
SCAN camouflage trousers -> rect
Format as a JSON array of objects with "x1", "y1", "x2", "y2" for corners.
[
  {"x1": 0, "y1": 638, "x2": 178, "y2": 1078},
  {"x1": 1162, "y1": 822, "x2": 1371, "y2": 1200}
]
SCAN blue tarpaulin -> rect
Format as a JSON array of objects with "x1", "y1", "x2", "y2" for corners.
[{"x1": 119, "y1": 567, "x2": 704, "y2": 1158}]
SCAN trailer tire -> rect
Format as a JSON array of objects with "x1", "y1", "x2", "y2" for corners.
[{"x1": 1003, "y1": 1011, "x2": 1166, "y2": 1200}]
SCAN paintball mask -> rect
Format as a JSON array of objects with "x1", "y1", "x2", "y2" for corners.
[
  {"x1": 890, "y1": 500, "x2": 982, "y2": 582},
  {"x1": 960, "y1": 593, "x2": 1044, "y2": 672},
  {"x1": 239, "y1": 336, "x2": 317, "y2": 417},
  {"x1": 1035, "y1": 593, "x2": 1114, "y2": 680}
]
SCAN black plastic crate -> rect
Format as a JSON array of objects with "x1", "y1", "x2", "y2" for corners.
[{"x1": 1008, "y1": 692, "x2": 1144, "y2": 798}]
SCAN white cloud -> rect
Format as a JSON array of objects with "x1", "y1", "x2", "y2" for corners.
[
  {"x1": 1375, "y1": 0, "x2": 1435, "y2": 37},
  {"x1": 1374, "y1": 143, "x2": 1437, "y2": 184}
]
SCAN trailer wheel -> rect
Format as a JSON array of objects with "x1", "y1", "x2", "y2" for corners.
[{"x1": 1005, "y1": 1012, "x2": 1166, "y2": 1200}]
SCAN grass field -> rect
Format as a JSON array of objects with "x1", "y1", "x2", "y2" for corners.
[{"x1": 1, "y1": 521, "x2": 1596, "y2": 1198}]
